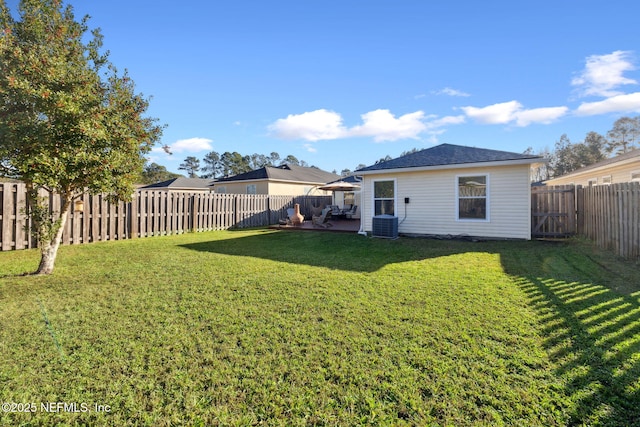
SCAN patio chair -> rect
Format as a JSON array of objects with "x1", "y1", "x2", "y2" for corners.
[
  {"x1": 328, "y1": 205, "x2": 341, "y2": 216},
  {"x1": 344, "y1": 205, "x2": 358, "y2": 219},
  {"x1": 312, "y1": 207, "x2": 333, "y2": 228}
]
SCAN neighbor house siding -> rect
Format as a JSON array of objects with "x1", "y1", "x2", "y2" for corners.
[
  {"x1": 267, "y1": 182, "x2": 328, "y2": 196},
  {"x1": 544, "y1": 160, "x2": 640, "y2": 186},
  {"x1": 214, "y1": 180, "x2": 331, "y2": 196},
  {"x1": 215, "y1": 181, "x2": 270, "y2": 194},
  {"x1": 362, "y1": 164, "x2": 531, "y2": 239}
]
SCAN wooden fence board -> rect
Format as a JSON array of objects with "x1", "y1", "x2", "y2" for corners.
[{"x1": 531, "y1": 185, "x2": 576, "y2": 237}]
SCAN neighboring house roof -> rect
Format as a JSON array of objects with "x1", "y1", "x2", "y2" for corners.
[
  {"x1": 214, "y1": 164, "x2": 341, "y2": 184},
  {"x1": 357, "y1": 143, "x2": 543, "y2": 173},
  {"x1": 545, "y1": 149, "x2": 640, "y2": 181},
  {"x1": 140, "y1": 177, "x2": 214, "y2": 191}
]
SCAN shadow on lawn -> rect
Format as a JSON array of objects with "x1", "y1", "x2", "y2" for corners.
[
  {"x1": 182, "y1": 231, "x2": 640, "y2": 425},
  {"x1": 500, "y1": 250, "x2": 640, "y2": 426},
  {"x1": 179, "y1": 229, "x2": 469, "y2": 273}
]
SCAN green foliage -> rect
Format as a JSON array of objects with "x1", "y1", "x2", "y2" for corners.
[
  {"x1": 200, "y1": 151, "x2": 221, "y2": 179},
  {"x1": 0, "y1": 0, "x2": 163, "y2": 199},
  {"x1": 140, "y1": 162, "x2": 182, "y2": 184},
  {"x1": 1, "y1": 231, "x2": 638, "y2": 425},
  {"x1": 0, "y1": 0, "x2": 163, "y2": 272},
  {"x1": 549, "y1": 133, "x2": 608, "y2": 178},
  {"x1": 178, "y1": 156, "x2": 200, "y2": 178},
  {"x1": 21, "y1": 191, "x2": 62, "y2": 244},
  {"x1": 606, "y1": 116, "x2": 640, "y2": 155}
]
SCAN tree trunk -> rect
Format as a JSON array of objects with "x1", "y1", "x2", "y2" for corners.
[{"x1": 35, "y1": 197, "x2": 71, "y2": 275}]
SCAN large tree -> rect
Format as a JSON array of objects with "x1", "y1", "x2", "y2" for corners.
[
  {"x1": 220, "y1": 151, "x2": 250, "y2": 176},
  {"x1": 0, "y1": 0, "x2": 163, "y2": 274},
  {"x1": 178, "y1": 156, "x2": 200, "y2": 178},
  {"x1": 200, "y1": 151, "x2": 221, "y2": 179},
  {"x1": 606, "y1": 116, "x2": 640, "y2": 155},
  {"x1": 141, "y1": 162, "x2": 181, "y2": 184}
]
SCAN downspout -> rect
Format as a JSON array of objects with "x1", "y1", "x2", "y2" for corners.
[{"x1": 357, "y1": 175, "x2": 367, "y2": 236}]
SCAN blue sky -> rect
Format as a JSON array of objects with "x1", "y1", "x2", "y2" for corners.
[{"x1": 10, "y1": 0, "x2": 640, "y2": 174}]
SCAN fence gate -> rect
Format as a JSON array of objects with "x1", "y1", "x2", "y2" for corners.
[{"x1": 531, "y1": 185, "x2": 576, "y2": 238}]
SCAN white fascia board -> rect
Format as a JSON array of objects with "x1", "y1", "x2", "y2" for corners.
[{"x1": 356, "y1": 158, "x2": 544, "y2": 176}]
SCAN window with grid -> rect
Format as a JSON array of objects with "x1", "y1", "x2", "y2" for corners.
[
  {"x1": 457, "y1": 175, "x2": 488, "y2": 220},
  {"x1": 373, "y1": 180, "x2": 394, "y2": 216}
]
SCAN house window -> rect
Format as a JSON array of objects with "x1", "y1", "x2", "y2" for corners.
[
  {"x1": 602, "y1": 176, "x2": 612, "y2": 185},
  {"x1": 246, "y1": 184, "x2": 256, "y2": 194},
  {"x1": 631, "y1": 172, "x2": 640, "y2": 182},
  {"x1": 373, "y1": 180, "x2": 395, "y2": 216},
  {"x1": 588, "y1": 178, "x2": 597, "y2": 186},
  {"x1": 344, "y1": 191, "x2": 355, "y2": 206},
  {"x1": 216, "y1": 186, "x2": 227, "y2": 194},
  {"x1": 457, "y1": 175, "x2": 488, "y2": 220}
]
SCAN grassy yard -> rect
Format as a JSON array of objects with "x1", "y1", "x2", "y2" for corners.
[{"x1": 0, "y1": 230, "x2": 639, "y2": 426}]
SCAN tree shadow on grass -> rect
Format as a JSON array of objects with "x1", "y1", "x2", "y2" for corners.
[
  {"x1": 181, "y1": 230, "x2": 640, "y2": 425},
  {"x1": 500, "y1": 248, "x2": 640, "y2": 426},
  {"x1": 179, "y1": 229, "x2": 471, "y2": 273}
]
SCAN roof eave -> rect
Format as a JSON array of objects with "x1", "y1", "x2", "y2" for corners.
[
  {"x1": 213, "y1": 177, "x2": 332, "y2": 185},
  {"x1": 357, "y1": 158, "x2": 545, "y2": 175}
]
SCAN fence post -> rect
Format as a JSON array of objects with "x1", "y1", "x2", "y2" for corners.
[
  {"x1": 190, "y1": 194, "x2": 196, "y2": 232},
  {"x1": 234, "y1": 195, "x2": 240, "y2": 228},
  {"x1": 575, "y1": 185, "x2": 583, "y2": 235},
  {"x1": 130, "y1": 192, "x2": 138, "y2": 239}
]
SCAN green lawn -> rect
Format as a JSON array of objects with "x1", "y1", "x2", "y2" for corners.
[{"x1": 1, "y1": 230, "x2": 639, "y2": 426}]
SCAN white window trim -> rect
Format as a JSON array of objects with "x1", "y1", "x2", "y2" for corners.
[
  {"x1": 246, "y1": 184, "x2": 257, "y2": 194},
  {"x1": 456, "y1": 174, "x2": 490, "y2": 222},
  {"x1": 631, "y1": 171, "x2": 640, "y2": 182},
  {"x1": 216, "y1": 186, "x2": 227, "y2": 194},
  {"x1": 602, "y1": 175, "x2": 612, "y2": 185},
  {"x1": 372, "y1": 178, "x2": 397, "y2": 217}
]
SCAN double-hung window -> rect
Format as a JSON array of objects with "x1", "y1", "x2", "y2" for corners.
[
  {"x1": 457, "y1": 175, "x2": 488, "y2": 220},
  {"x1": 373, "y1": 180, "x2": 395, "y2": 216}
]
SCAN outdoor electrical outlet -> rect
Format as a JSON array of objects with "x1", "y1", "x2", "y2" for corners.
[{"x1": 404, "y1": 197, "x2": 410, "y2": 204}]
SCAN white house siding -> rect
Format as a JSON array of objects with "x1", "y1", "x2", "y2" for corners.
[{"x1": 362, "y1": 164, "x2": 532, "y2": 239}]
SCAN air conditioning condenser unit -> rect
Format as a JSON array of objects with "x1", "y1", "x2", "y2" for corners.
[{"x1": 372, "y1": 215, "x2": 398, "y2": 239}]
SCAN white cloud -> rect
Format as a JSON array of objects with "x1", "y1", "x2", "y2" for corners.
[
  {"x1": 514, "y1": 106, "x2": 569, "y2": 127},
  {"x1": 164, "y1": 137, "x2": 214, "y2": 154},
  {"x1": 575, "y1": 92, "x2": 640, "y2": 116},
  {"x1": 425, "y1": 115, "x2": 466, "y2": 129},
  {"x1": 461, "y1": 101, "x2": 523, "y2": 124},
  {"x1": 572, "y1": 50, "x2": 637, "y2": 97},
  {"x1": 268, "y1": 109, "x2": 347, "y2": 141},
  {"x1": 269, "y1": 108, "x2": 428, "y2": 142},
  {"x1": 461, "y1": 101, "x2": 568, "y2": 127},
  {"x1": 433, "y1": 87, "x2": 471, "y2": 97},
  {"x1": 350, "y1": 109, "x2": 426, "y2": 142},
  {"x1": 303, "y1": 143, "x2": 317, "y2": 153}
]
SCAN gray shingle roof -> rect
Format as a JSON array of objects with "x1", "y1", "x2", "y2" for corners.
[
  {"x1": 357, "y1": 143, "x2": 543, "y2": 172},
  {"x1": 215, "y1": 164, "x2": 341, "y2": 184},
  {"x1": 141, "y1": 177, "x2": 214, "y2": 190}
]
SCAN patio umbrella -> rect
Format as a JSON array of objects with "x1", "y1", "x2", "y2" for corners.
[{"x1": 318, "y1": 181, "x2": 361, "y2": 192}]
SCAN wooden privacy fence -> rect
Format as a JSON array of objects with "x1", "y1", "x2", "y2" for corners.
[
  {"x1": 579, "y1": 182, "x2": 640, "y2": 260},
  {"x1": 531, "y1": 185, "x2": 576, "y2": 238},
  {"x1": 532, "y1": 183, "x2": 640, "y2": 259},
  {"x1": 0, "y1": 182, "x2": 331, "y2": 251}
]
